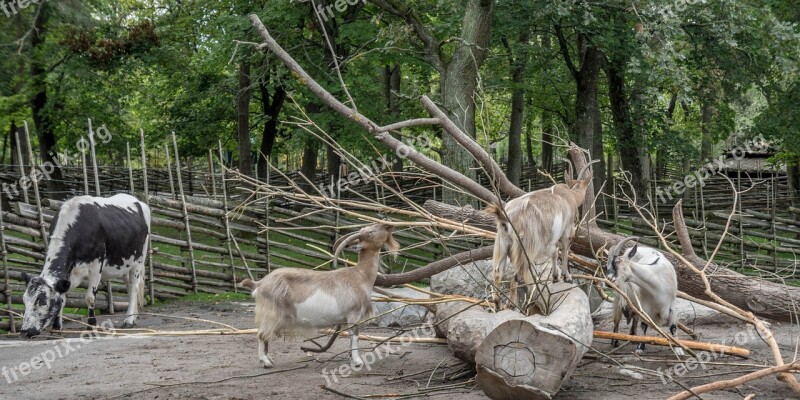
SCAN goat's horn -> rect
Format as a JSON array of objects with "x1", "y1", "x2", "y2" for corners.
[
  {"x1": 332, "y1": 231, "x2": 360, "y2": 269},
  {"x1": 576, "y1": 159, "x2": 601, "y2": 180},
  {"x1": 606, "y1": 236, "x2": 639, "y2": 270}
]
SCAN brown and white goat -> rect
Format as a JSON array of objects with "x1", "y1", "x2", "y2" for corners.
[
  {"x1": 240, "y1": 223, "x2": 399, "y2": 368},
  {"x1": 486, "y1": 165, "x2": 593, "y2": 311}
]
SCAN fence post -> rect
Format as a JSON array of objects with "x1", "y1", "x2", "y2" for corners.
[
  {"x1": 165, "y1": 144, "x2": 176, "y2": 200},
  {"x1": 87, "y1": 119, "x2": 114, "y2": 313},
  {"x1": 208, "y1": 149, "x2": 217, "y2": 199},
  {"x1": 81, "y1": 149, "x2": 89, "y2": 195},
  {"x1": 699, "y1": 179, "x2": 708, "y2": 258},
  {"x1": 217, "y1": 141, "x2": 238, "y2": 289},
  {"x1": 140, "y1": 130, "x2": 156, "y2": 304},
  {"x1": 0, "y1": 197, "x2": 14, "y2": 333},
  {"x1": 173, "y1": 133, "x2": 197, "y2": 293},
  {"x1": 14, "y1": 128, "x2": 29, "y2": 204},
  {"x1": 127, "y1": 142, "x2": 135, "y2": 194},
  {"x1": 265, "y1": 160, "x2": 271, "y2": 273},
  {"x1": 23, "y1": 121, "x2": 48, "y2": 248}
]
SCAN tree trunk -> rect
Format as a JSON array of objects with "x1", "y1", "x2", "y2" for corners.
[
  {"x1": 504, "y1": 31, "x2": 529, "y2": 187},
  {"x1": 656, "y1": 94, "x2": 678, "y2": 181},
  {"x1": 257, "y1": 82, "x2": 285, "y2": 180},
  {"x1": 439, "y1": 0, "x2": 494, "y2": 205},
  {"x1": 701, "y1": 100, "x2": 713, "y2": 160},
  {"x1": 385, "y1": 64, "x2": 403, "y2": 172},
  {"x1": 300, "y1": 140, "x2": 318, "y2": 185},
  {"x1": 237, "y1": 55, "x2": 252, "y2": 176},
  {"x1": 28, "y1": 3, "x2": 65, "y2": 199},
  {"x1": 434, "y1": 284, "x2": 593, "y2": 400},
  {"x1": 607, "y1": 62, "x2": 646, "y2": 197}
]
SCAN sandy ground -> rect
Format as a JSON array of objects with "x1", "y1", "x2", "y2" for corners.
[{"x1": 1, "y1": 297, "x2": 798, "y2": 400}]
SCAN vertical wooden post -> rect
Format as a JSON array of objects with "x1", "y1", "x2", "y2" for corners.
[
  {"x1": 699, "y1": 179, "x2": 708, "y2": 258},
  {"x1": 737, "y1": 160, "x2": 744, "y2": 270},
  {"x1": 0, "y1": 195, "x2": 14, "y2": 332},
  {"x1": 772, "y1": 175, "x2": 778, "y2": 268},
  {"x1": 264, "y1": 160, "x2": 271, "y2": 273},
  {"x1": 218, "y1": 141, "x2": 238, "y2": 289},
  {"x1": 165, "y1": 144, "x2": 176, "y2": 200},
  {"x1": 127, "y1": 142, "x2": 135, "y2": 194},
  {"x1": 81, "y1": 149, "x2": 89, "y2": 195},
  {"x1": 207, "y1": 149, "x2": 217, "y2": 199},
  {"x1": 87, "y1": 119, "x2": 113, "y2": 313},
  {"x1": 173, "y1": 133, "x2": 197, "y2": 293},
  {"x1": 88, "y1": 119, "x2": 101, "y2": 196},
  {"x1": 140, "y1": 130, "x2": 156, "y2": 304},
  {"x1": 14, "y1": 128, "x2": 29, "y2": 203},
  {"x1": 23, "y1": 122, "x2": 48, "y2": 248}
]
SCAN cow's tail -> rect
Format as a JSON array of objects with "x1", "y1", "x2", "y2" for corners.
[{"x1": 137, "y1": 273, "x2": 145, "y2": 311}]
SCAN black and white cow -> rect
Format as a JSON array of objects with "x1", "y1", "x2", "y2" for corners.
[{"x1": 20, "y1": 193, "x2": 151, "y2": 338}]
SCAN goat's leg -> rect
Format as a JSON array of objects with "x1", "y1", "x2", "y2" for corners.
[
  {"x1": 559, "y1": 236, "x2": 572, "y2": 282},
  {"x1": 635, "y1": 323, "x2": 647, "y2": 355},
  {"x1": 491, "y1": 238, "x2": 510, "y2": 310},
  {"x1": 300, "y1": 324, "x2": 342, "y2": 353},
  {"x1": 670, "y1": 323, "x2": 685, "y2": 356},
  {"x1": 258, "y1": 335, "x2": 274, "y2": 368},
  {"x1": 349, "y1": 325, "x2": 364, "y2": 367},
  {"x1": 611, "y1": 298, "x2": 622, "y2": 347}
]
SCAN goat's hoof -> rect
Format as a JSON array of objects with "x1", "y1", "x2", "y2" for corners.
[
  {"x1": 260, "y1": 358, "x2": 274, "y2": 368},
  {"x1": 634, "y1": 348, "x2": 644, "y2": 356},
  {"x1": 611, "y1": 339, "x2": 620, "y2": 347},
  {"x1": 122, "y1": 318, "x2": 136, "y2": 329},
  {"x1": 351, "y1": 359, "x2": 364, "y2": 368},
  {"x1": 674, "y1": 348, "x2": 685, "y2": 357}
]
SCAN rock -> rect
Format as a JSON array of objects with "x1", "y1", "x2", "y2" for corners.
[
  {"x1": 370, "y1": 287, "x2": 431, "y2": 327},
  {"x1": 430, "y1": 259, "x2": 493, "y2": 299},
  {"x1": 592, "y1": 298, "x2": 720, "y2": 326}
]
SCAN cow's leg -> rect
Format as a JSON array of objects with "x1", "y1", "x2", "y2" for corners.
[
  {"x1": 53, "y1": 301, "x2": 65, "y2": 331},
  {"x1": 85, "y1": 263, "x2": 102, "y2": 328},
  {"x1": 123, "y1": 267, "x2": 142, "y2": 328}
]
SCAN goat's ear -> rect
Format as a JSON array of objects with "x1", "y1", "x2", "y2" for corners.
[
  {"x1": 629, "y1": 244, "x2": 638, "y2": 258},
  {"x1": 380, "y1": 223, "x2": 394, "y2": 232},
  {"x1": 385, "y1": 235, "x2": 400, "y2": 258}
]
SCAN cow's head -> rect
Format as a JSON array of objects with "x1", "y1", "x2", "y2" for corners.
[{"x1": 20, "y1": 272, "x2": 70, "y2": 338}]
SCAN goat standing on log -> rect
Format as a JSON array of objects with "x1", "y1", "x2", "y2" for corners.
[
  {"x1": 20, "y1": 194, "x2": 150, "y2": 338},
  {"x1": 606, "y1": 237, "x2": 683, "y2": 356},
  {"x1": 486, "y1": 163, "x2": 593, "y2": 311},
  {"x1": 240, "y1": 223, "x2": 399, "y2": 368}
]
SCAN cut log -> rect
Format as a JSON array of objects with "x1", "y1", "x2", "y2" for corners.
[{"x1": 434, "y1": 284, "x2": 592, "y2": 400}]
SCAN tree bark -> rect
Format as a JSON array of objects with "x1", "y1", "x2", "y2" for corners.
[
  {"x1": 29, "y1": 3, "x2": 65, "y2": 198},
  {"x1": 237, "y1": 55, "x2": 252, "y2": 176},
  {"x1": 503, "y1": 31, "x2": 529, "y2": 187},
  {"x1": 607, "y1": 61, "x2": 646, "y2": 197},
  {"x1": 257, "y1": 82, "x2": 285, "y2": 180},
  {"x1": 438, "y1": 0, "x2": 494, "y2": 205},
  {"x1": 385, "y1": 64, "x2": 403, "y2": 172},
  {"x1": 434, "y1": 284, "x2": 593, "y2": 400},
  {"x1": 701, "y1": 100, "x2": 714, "y2": 160},
  {"x1": 555, "y1": 27, "x2": 605, "y2": 194},
  {"x1": 300, "y1": 140, "x2": 317, "y2": 184}
]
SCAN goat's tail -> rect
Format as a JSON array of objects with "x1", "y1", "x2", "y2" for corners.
[
  {"x1": 239, "y1": 279, "x2": 258, "y2": 291},
  {"x1": 484, "y1": 203, "x2": 508, "y2": 223}
]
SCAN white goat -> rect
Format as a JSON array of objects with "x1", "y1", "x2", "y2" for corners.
[
  {"x1": 239, "y1": 223, "x2": 399, "y2": 368},
  {"x1": 486, "y1": 164, "x2": 592, "y2": 311},
  {"x1": 605, "y1": 237, "x2": 682, "y2": 355}
]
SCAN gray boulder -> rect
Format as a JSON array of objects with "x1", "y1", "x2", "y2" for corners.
[{"x1": 430, "y1": 259, "x2": 494, "y2": 300}]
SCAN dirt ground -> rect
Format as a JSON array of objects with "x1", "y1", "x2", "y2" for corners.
[{"x1": 1, "y1": 297, "x2": 798, "y2": 400}]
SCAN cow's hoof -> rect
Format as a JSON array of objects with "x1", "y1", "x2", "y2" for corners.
[
  {"x1": 260, "y1": 357, "x2": 274, "y2": 368},
  {"x1": 122, "y1": 319, "x2": 136, "y2": 329},
  {"x1": 351, "y1": 358, "x2": 364, "y2": 368}
]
